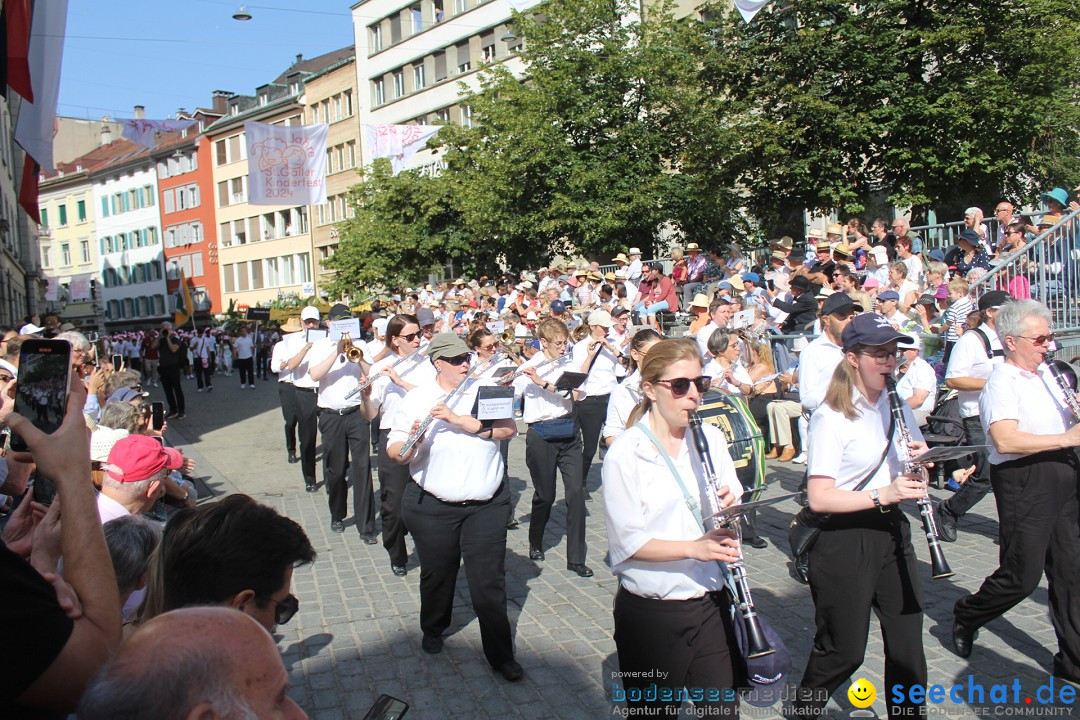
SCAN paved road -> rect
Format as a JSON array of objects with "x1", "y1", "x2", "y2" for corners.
[{"x1": 160, "y1": 375, "x2": 1072, "y2": 719}]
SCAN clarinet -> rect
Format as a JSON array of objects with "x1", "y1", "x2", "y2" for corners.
[
  {"x1": 1046, "y1": 360, "x2": 1080, "y2": 422},
  {"x1": 687, "y1": 411, "x2": 774, "y2": 658},
  {"x1": 883, "y1": 376, "x2": 955, "y2": 580}
]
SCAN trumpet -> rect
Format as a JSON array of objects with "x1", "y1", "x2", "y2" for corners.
[
  {"x1": 687, "y1": 411, "x2": 775, "y2": 658},
  {"x1": 398, "y1": 352, "x2": 504, "y2": 457},
  {"x1": 344, "y1": 349, "x2": 421, "y2": 400},
  {"x1": 883, "y1": 375, "x2": 955, "y2": 580},
  {"x1": 341, "y1": 333, "x2": 365, "y2": 364},
  {"x1": 500, "y1": 330, "x2": 517, "y2": 344}
]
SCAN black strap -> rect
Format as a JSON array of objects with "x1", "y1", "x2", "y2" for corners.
[{"x1": 851, "y1": 410, "x2": 897, "y2": 494}]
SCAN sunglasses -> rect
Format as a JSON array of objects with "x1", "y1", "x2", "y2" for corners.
[
  {"x1": 399, "y1": 331, "x2": 422, "y2": 342},
  {"x1": 1019, "y1": 333, "x2": 1054, "y2": 346},
  {"x1": 439, "y1": 354, "x2": 471, "y2": 366},
  {"x1": 655, "y1": 376, "x2": 710, "y2": 397},
  {"x1": 259, "y1": 593, "x2": 299, "y2": 625}
]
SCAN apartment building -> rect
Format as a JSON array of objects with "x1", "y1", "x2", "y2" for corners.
[
  {"x1": 37, "y1": 164, "x2": 100, "y2": 330},
  {"x1": 304, "y1": 56, "x2": 360, "y2": 294},
  {"x1": 352, "y1": 0, "x2": 525, "y2": 170},
  {"x1": 0, "y1": 96, "x2": 36, "y2": 328}
]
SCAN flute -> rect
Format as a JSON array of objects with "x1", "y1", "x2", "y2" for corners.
[
  {"x1": 688, "y1": 411, "x2": 775, "y2": 658},
  {"x1": 345, "y1": 349, "x2": 421, "y2": 400},
  {"x1": 883, "y1": 376, "x2": 955, "y2": 580},
  {"x1": 496, "y1": 352, "x2": 565, "y2": 386}
]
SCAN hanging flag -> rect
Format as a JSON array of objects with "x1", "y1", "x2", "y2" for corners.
[
  {"x1": 120, "y1": 118, "x2": 198, "y2": 149},
  {"x1": 244, "y1": 121, "x2": 328, "y2": 206},
  {"x1": 14, "y1": 0, "x2": 68, "y2": 171},
  {"x1": 362, "y1": 124, "x2": 441, "y2": 175},
  {"x1": 173, "y1": 269, "x2": 194, "y2": 328},
  {"x1": 18, "y1": 152, "x2": 39, "y2": 223},
  {"x1": 5, "y1": 0, "x2": 34, "y2": 101},
  {"x1": 733, "y1": 0, "x2": 772, "y2": 23},
  {"x1": 69, "y1": 273, "x2": 92, "y2": 301}
]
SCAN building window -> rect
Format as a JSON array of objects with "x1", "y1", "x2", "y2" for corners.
[
  {"x1": 454, "y1": 0, "x2": 467, "y2": 13},
  {"x1": 436, "y1": 108, "x2": 450, "y2": 123},
  {"x1": 414, "y1": 64, "x2": 426, "y2": 90},
  {"x1": 61, "y1": 244, "x2": 70, "y2": 266},
  {"x1": 370, "y1": 24, "x2": 383, "y2": 52},
  {"x1": 77, "y1": 200, "x2": 86, "y2": 222},
  {"x1": 58, "y1": 205, "x2": 68, "y2": 226},
  {"x1": 456, "y1": 42, "x2": 471, "y2": 74},
  {"x1": 39, "y1": 208, "x2": 48, "y2": 228},
  {"x1": 434, "y1": 51, "x2": 447, "y2": 82},
  {"x1": 461, "y1": 105, "x2": 474, "y2": 127},
  {"x1": 223, "y1": 264, "x2": 235, "y2": 293},
  {"x1": 393, "y1": 71, "x2": 405, "y2": 98},
  {"x1": 434, "y1": 1, "x2": 444, "y2": 22},
  {"x1": 482, "y1": 43, "x2": 495, "y2": 64},
  {"x1": 41, "y1": 247, "x2": 49, "y2": 267},
  {"x1": 343, "y1": 89, "x2": 353, "y2": 117},
  {"x1": 411, "y1": 4, "x2": 422, "y2": 34},
  {"x1": 373, "y1": 78, "x2": 385, "y2": 106},
  {"x1": 80, "y1": 239, "x2": 90, "y2": 263}
]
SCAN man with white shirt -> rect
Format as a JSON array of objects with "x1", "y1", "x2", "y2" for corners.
[
  {"x1": 695, "y1": 299, "x2": 734, "y2": 360},
  {"x1": 875, "y1": 290, "x2": 913, "y2": 331},
  {"x1": 571, "y1": 310, "x2": 620, "y2": 498},
  {"x1": 285, "y1": 306, "x2": 324, "y2": 493},
  {"x1": 626, "y1": 248, "x2": 644, "y2": 284},
  {"x1": 97, "y1": 435, "x2": 183, "y2": 522},
  {"x1": 308, "y1": 304, "x2": 377, "y2": 540},
  {"x1": 895, "y1": 334, "x2": 937, "y2": 426},
  {"x1": 270, "y1": 317, "x2": 303, "y2": 464},
  {"x1": 799, "y1": 293, "x2": 858, "y2": 415},
  {"x1": 935, "y1": 291, "x2": 1008, "y2": 542},
  {"x1": 233, "y1": 327, "x2": 256, "y2": 388}
]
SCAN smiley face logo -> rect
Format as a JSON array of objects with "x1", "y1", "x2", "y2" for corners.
[{"x1": 848, "y1": 678, "x2": 876, "y2": 708}]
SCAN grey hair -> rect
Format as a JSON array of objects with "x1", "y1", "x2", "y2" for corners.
[
  {"x1": 104, "y1": 369, "x2": 144, "y2": 398},
  {"x1": 101, "y1": 474, "x2": 154, "y2": 497},
  {"x1": 103, "y1": 514, "x2": 162, "y2": 595},
  {"x1": 78, "y1": 646, "x2": 257, "y2": 720},
  {"x1": 99, "y1": 402, "x2": 141, "y2": 433},
  {"x1": 57, "y1": 330, "x2": 90, "y2": 353},
  {"x1": 995, "y1": 299, "x2": 1051, "y2": 345},
  {"x1": 888, "y1": 260, "x2": 908, "y2": 278},
  {"x1": 707, "y1": 328, "x2": 737, "y2": 357}
]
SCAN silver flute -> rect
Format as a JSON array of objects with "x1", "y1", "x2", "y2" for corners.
[
  {"x1": 495, "y1": 352, "x2": 565, "y2": 386},
  {"x1": 397, "y1": 352, "x2": 504, "y2": 457},
  {"x1": 883, "y1": 376, "x2": 955, "y2": 580},
  {"x1": 345, "y1": 349, "x2": 421, "y2": 400}
]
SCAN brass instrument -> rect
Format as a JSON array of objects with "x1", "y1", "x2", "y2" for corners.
[
  {"x1": 884, "y1": 375, "x2": 955, "y2": 580},
  {"x1": 341, "y1": 333, "x2": 365, "y2": 364},
  {"x1": 500, "y1": 330, "x2": 516, "y2": 344},
  {"x1": 345, "y1": 348, "x2": 421, "y2": 400},
  {"x1": 571, "y1": 324, "x2": 590, "y2": 342}
]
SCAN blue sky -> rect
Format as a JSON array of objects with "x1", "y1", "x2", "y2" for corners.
[{"x1": 59, "y1": 0, "x2": 357, "y2": 121}]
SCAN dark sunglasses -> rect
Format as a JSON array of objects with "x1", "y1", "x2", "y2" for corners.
[
  {"x1": 399, "y1": 331, "x2": 422, "y2": 342},
  {"x1": 655, "y1": 376, "x2": 710, "y2": 397},
  {"x1": 259, "y1": 593, "x2": 299, "y2": 625},
  {"x1": 439, "y1": 354, "x2": 471, "y2": 366}
]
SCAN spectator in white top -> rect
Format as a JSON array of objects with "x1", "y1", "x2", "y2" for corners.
[
  {"x1": 694, "y1": 299, "x2": 734, "y2": 360},
  {"x1": 895, "y1": 334, "x2": 937, "y2": 426},
  {"x1": 626, "y1": 248, "x2": 644, "y2": 284}
]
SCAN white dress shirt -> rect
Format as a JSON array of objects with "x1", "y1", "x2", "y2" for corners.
[
  {"x1": 808, "y1": 390, "x2": 924, "y2": 492},
  {"x1": 695, "y1": 321, "x2": 722, "y2": 360},
  {"x1": 511, "y1": 351, "x2": 583, "y2": 424},
  {"x1": 309, "y1": 340, "x2": 365, "y2": 410},
  {"x1": 571, "y1": 335, "x2": 619, "y2": 396},
  {"x1": 945, "y1": 326, "x2": 1003, "y2": 418},
  {"x1": 234, "y1": 335, "x2": 254, "y2": 360},
  {"x1": 602, "y1": 413, "x2": 742, "y2": 600},
  {"x1": 270, "y1": 337, "x2": 295, "y2": 383},
  {"x1": 284, "y1": 332, "x2": 319, "y2": 389},
  {"x1": 798, "y1": 335, "x2": 844, "y2": 414},
  {"x1": 703, "y1": 359, "x2": 752, "y2": 395},
  {"x1": 388, "y1": 378, "x2": 517, "y2": 501},
  {"x1": 602, "y1": 369, "x2": 643, "y2": 441},
  {"x1": 626, "y1": 259, "x2": 643, "y2": 284},
  {"x1": 370, "y1": 352, "x2": 437, "y2": 430},
  {"x1": 981, "y1": 362, "x2": 1075, "y2": 465},
  {"x1": 896, "y1": 356, "x2": 936, "y2": 415}
]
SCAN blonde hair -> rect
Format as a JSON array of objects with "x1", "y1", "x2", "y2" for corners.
[
  {"x1": 823, "y1": 347, "x2": 862, "y2": 420},
  {"x1": 536, "y1": 317, "x2": 569, "y2": 342},
  {"x1": 947, "y1": 277, "x2": 969, "y2": 295},
  {"x1": 627, "y1": 339, "x2": 702, "y2": 427}
]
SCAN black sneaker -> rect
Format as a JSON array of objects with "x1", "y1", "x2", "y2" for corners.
[
  {"x1": 421, "y1": 634, "x2": 443, "y2": 654},
  {"x1": 330, "y1": 520, "x2": 345, "y2": 533},
  {"x1": 495, "y1": 659, "x2": 523, "y2": 682},
  {"x1": 305, "y1": 482, "x2": 317, "y2": 493},
  {"x1": 288, "y1": 452, "x2": 299, "y2": 464},
  {"x1": 936, "y1": 501, "x2": 958, "y2": 543},
  {"x1": 361, "y1": 533, "x2": 378, "y2": 545},
  {"x1": 529, "y1": 547, "x2": 544, "y2": 561}
]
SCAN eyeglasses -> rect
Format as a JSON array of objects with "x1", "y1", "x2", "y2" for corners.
[
  {"x1": 1006, "y1": 230, "x2": 1022, "y2": 236},
  {"x1": 439, "y1": 354, "x2": 471, "y2": 366},
  {"x1": 258, "y1": 593, "x2": 299, "y2": 625},
  {"x1": 655, "y1": 376, "x2": 710, "y2": 397},
  {"x1": 399, "y1": 331, "x2": 422, "y2": 342},
  {"x1": 860, "y1": 349, "x2": 899, "y2": 364},
  {"x1": 995, "y1": 208, "x2": 1010, "y2": 213},
  {"x1": 1019, "y1": 333, "x2": 1055, "y2": 346},
  {"x1": 478, "y1": 343, "x2": 497, "y2": 351}
]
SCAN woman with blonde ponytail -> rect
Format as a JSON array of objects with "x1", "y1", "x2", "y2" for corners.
[{"x1": 603, "y1": 338, "x2": 743, "y2": 716}]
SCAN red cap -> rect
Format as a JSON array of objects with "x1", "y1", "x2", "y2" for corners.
[{"x1": 105, "y1": 435, "x2": 184, "y2": 483}]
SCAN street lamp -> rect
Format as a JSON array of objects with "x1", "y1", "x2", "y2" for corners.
[{"x1": 232, "y1": 5, "x2": 252, "y2": 21}]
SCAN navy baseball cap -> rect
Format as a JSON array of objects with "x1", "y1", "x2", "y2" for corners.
[
  {"x1": 821, "y1": 293, "x2": 861, "y2": 315},
  {"x1": 551, "y1": 300, "x2": 567, "y2": 313},
  {"x1": 928, "y1": 248, "x2": 946, "y2": 262},
  {"x1": 733, "y1": 614, "x2": 791, "y2": 707},
  {"x1": 842, "y1": 313, "x2": 907, "y2": 352},
  {"x1": 877, "y1": 290, "x2": 900, "y2": 302},
  {"x1": 977, "y1": 290, "x2": 1011, "y2": 312}
]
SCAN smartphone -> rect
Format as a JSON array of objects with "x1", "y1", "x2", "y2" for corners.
[
  {"x1": 111, "y1": 354, "x2": 124, "y2": 370},
  {"x1": 151, "y1": 435, "x2": 165, "y2": 447},
  {"x1": 11, "y1": 339, "x2": 72, "y2": 452},
  {"x1": 362, "y1": 695, "x2": 408, "y2": 720},
  {"x1": 31, "y1": 471, "x2": 57, "y2": 507},
  {"x1": 151, "y1": 401, "x2": 165, "y2": 431}
]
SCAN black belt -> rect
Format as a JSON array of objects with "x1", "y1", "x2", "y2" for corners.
[
  {"x1": 412, "y1": 480, "x2": 499, "y2": 506},
  {"x1": 295, "y1": 386, "x2": 317, "y2": 393},
  {"x1": 581, "y1": 393, "x2": 610, "y2": 401},
  {"x1": 320, "y1": 405, "x2": 360, "y2": 416}
]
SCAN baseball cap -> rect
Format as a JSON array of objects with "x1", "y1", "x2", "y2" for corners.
[
  {"x1": 733, "y1": 614, "x2": 791, "y2": 708},
  {"x1": 898, "y1": 333, "x2": 921, "y2": 351},
  {"x1": 877, "y1": 290, "x2": 900, "y2": 302},
  {"x1": 928, "y1": 248, "x2": 946, "y2": 262},
  {"x1": 107, "y1": 387, "x2": 149, "y2": 404},
  {"x1": 934, "y1": 284, "x2": 949, "y2": 299},
  {"x1": 328, "y1": 303, "x2": 351, "y2": 321},
  {"x1": 977, "y1": 290, "x2": 1011, "y2": 312},
  {"x1": 821, "y1": 293, "x2": 861, "y2": 315},
  {"x1": 416, "y1": 308, "x2": 436, "y2": 327},
  {"x1": 105, "y1": 434, "x2": 184, "y2": 483},
  {"x1": 550, "y1": 300, "x2": 567, "y2": 313},
  {"x1": 19, "y1": 323, "x2": 44, "y2": 335},
  {"x1": 611, "y1": 306, "x2": 629, "y2": 317},
  {"x1": 300, "y1": 306, "x2": 321, "y2": 321},
  {"x1": 841, "y1": 313, "x2": 907, "y2": 352},
  {"x1": 742, "y1": 272, "x2": 761, "y2": 285},
  {"x1": 587, "y1": 310, "x2": 614, "y2": 328},
  {"x1": 424, "y1": 333, "x2": 470, "y2": 361}
]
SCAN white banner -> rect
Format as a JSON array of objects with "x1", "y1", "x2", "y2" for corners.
[
  {"x1": 44, "y1": 276, "x2": 59, "y2": 302},
  {"x1": 120, "y1": 118, "x2": 198, "y2": 149},
  {"x1": 362, "y1": 124, "x2": 441, "y2": 175},
  {"x1": 733, "y1": 0, "x2": 771, "y2": 23},
  {"x1": 69, "y1": 273, "x2": 92, "y2": 301},
  {"x1": 14, "y1": 0, "x2": 68, "y2": 171},
  {"x1": 244, "y1": 121, "x2": 329, "y2": 206},
  {"x1": 505, "y1": 0, "x2": 543, "y2": 10}
]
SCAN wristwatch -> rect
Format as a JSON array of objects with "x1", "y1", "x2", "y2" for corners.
[{"x1": 869, "y1": 489, "x2": 887, "y2": 513}]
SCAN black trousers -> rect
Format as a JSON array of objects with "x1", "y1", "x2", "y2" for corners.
[
  {"x1": 955, "y1": 450, "x2": 1080, "y2": 679},
  {"x1": 236, "y1": 357, "x2": 254, "y2": 385},
  {"x1": 794, "y1": 508, "x2": 926, "y2": 717},
  {"x1": 294, "y1": 388, "x2": 319, "y2": 486},
  {"x1": 159, "y1": 365, "x2": 185, "y2": 415},
  {"x1": 577, "y1": 394, "x2": 609, "y2": 489},
  {"x1": 379, "y1": 428, "x2": 412, "y2": 566},
  {"x1": 401, "y1": 480, "x2": 514, "y2": 668},
  {"x1": 941, "y1": 415, "x2": 992, "y2": 518},
  {"x1": 318, "y1": 408, "x2": 374, "y2": 533},
  {"x1": 278, "y1": 382, "x2": 298, "y2": 456},
  {"x1": 613, "y1": 586, "x2": 738, "y2": 715},
  {"x1": 195, "y1": 359, "x2": 213, "y2": 390},
  {"x1": 524, "y1": 425, "x2": 586, "y2": 564}
]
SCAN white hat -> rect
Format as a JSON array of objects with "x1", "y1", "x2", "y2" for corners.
[
  {"x1": 300, "y1": 306, "x2": 320, "y2": 321},
  {"x1": 628, "y1": 247, "x2": 642, "y2": 256},
  {"x1": 587, "y1": 310, "x2": 614, "y2": 328},
  {"x1": 90, "y1": 427, "x2": 130, "y2": 463},
  {"x1": 19, "y1": 323, "x2": 44, "y2": 335},
  {"x1": 0, "y1": 359, "x2": 17, "y2": 379},
  {"x1": 792, "y1": 336, "x2": 809, "y2": 353},
  {"x1": 372, "y1": 318, "x2": 389, "y2": 335},
  {"x1": 870, "y1": 245, "x2": 888, "y2": 259},
  {"x1": 816, "y1": 287, "x2": 835, "y2": 300}
]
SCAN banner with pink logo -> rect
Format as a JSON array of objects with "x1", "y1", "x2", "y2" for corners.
[
  {"x1": 69, "y1": 273, "x2": 92, "y2": 301},
  {"x1": 362, "y1": 124, "x2": 441, "y2": 175},
  {"x1": 244, "y1": 121, "x2": 329, "y2": 206}
]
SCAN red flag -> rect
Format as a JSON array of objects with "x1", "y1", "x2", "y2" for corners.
[
  {"x1": 18, "y1": 151, "x2": 39, "y2": 223},
  {"x1": 6, "y1": 0, "x2": 32, "y2": 101}
]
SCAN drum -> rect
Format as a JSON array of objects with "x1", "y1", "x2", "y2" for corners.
[{"x1": 696, "y1": 389, "x2": 766, "y2": 499}]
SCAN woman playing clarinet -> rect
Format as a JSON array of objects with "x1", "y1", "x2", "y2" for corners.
[{"x1": 602, "y1": 338, "x2": 744, "y2": 716}]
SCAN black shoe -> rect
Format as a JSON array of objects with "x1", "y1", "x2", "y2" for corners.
[
  {"x1": 746, "y1": 536, "x2": 768, "y2": 549},
  {"x1": 567, "y1": 562, "x2": 594, "y2": 578},
  {"x1": 166, "y1": 412, "x2": 179, "y2": 420},
  {"x1": 796, "y1": 491, "x2": 808, "y2": 507},
  {"x1": 793, "y1": 553, "x2": 810, "y2": 585},
  {"x1": 391, "y1": 564, "x2": 408, "y2": 577},
  {"x1": 288, "y1": 452, "x2": 299, "y2": 464},
  {"x1": 506, "y1": 518, "x2": 520, "y2": 529},
  {"x1": 305, "y1": 482, "x2": 317, "y2": 493},
  {"x1": 952, "y1": 617, "x2": 977, "y2": 658},
  {"x1": 331, "y1": 520, "x2": 345, "y2": 533},
  {"x1": 529, "y1": 547, "x2": 545, "y2": 561},
  {"x1": 495, "y1": 659, "x2": 524, "y2": 682},
  {"x1": 421, "y1": 634, "x2": 443, "y2": 654},
  {"x1": 361, "y1": 533, "x2": 378, "y2": 545},
  {"x1": 936, "y1": 501, "x2": 957, "y2": 543}
]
